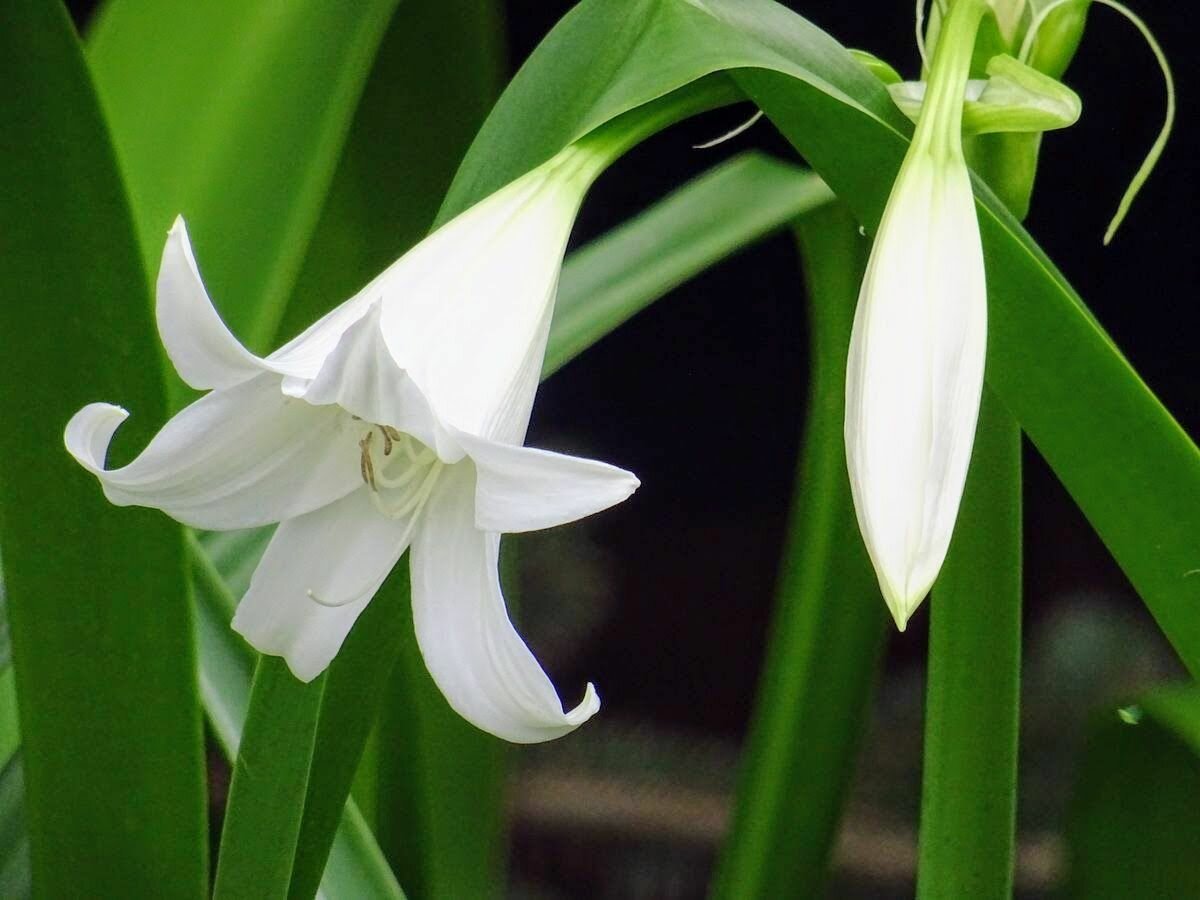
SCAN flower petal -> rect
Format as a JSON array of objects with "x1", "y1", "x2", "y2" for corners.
[
  {"x1": 457, "y1": 431, "x2": 639, "y2": 534},
  {"x1": 231, "y1": 488, "x2": 412, "y2": 681},
  {"x1": 411, "y1": 464, "x2": 599, "y2": 743},
  {"x1": 378, "y1": 148, "x2": 596, "y2": 440},
  {"x1": 64, "y1": 373, "x2": 363, "y2": 529},
  {"x1": 844, "y1": 153, "x2": 987, "y2": 628},
  {"x1": 156, "y1": 217, "x2": 265, "y2": 390},
  {"x1": 287, "y1": 303, "x2": 462, "y2": 462}
]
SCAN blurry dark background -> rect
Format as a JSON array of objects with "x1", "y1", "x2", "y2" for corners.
[{"x1": 67, "y1": 1, "x2": 1199, "y2": 896}]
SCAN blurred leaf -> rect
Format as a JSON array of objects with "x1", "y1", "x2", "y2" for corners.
[
  {"x1": 712, "y1": 204, "x2": 887, "y2": 897},
  {"x1": 1066, "y1": 684, "x2": 1200, "y2": 897},
  {"x1": 545, "y1": 152, "x2": 833, "y2": 377},
  {"x1": 447, "y1": 0, "x2": 1200, "y2": 675},
  {"x1": 87, "y1": 0, "x2": 402, "y2": 352},
  {"x1": 0, "y1": 2, "x2": 205, "y2": 895},
  {"x1": 0, "y1": 757, "x2": 30, "y2": 900},
  {"x1": 917, "y1": 390, "x2": 1023, "y2": 899},
  {"x1": 214, "y1": 659, "x2": 324, "y2": 900},
  {"x1": 191, "y1": 532, "x2": 404, "y2": 900},
  {"x1": 0, "y1": 668, "x2": 18, "y2": 775},
  {"x1": 279, "y1": 0, "x2": 506, "y2": 339}
]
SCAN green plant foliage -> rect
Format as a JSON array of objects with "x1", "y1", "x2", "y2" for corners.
[
  {"x1": 546, "y1": 153, "x2": 833, "y2": 377},
  {"x1": 0, "y1": 2, "x2": 206, "y2": 895},
  {"x1": 192, "y1": 533, "x2": 403, "y2": 899},
  {"x1": 87, "y1": 0, "x2": 402, "y2": 352},
  {"x1": 214, "y1": 658, "x2": 325, "y2": 900},
  {"x1": 445, "y1": 0, "x2": 1199, "y2": 677},
  {"x1": 712, "y1": 203, "x2": 888, "y2": 898},
  {"x1": 0, "y1": 757, "x2": 29, "y2": 900},
  {"x1": 917, "y1": 390, "x2": 1023, "y2": 899},
  {"x1": 1066, "y1": 685, "x2": 1200, "y2": 897}
]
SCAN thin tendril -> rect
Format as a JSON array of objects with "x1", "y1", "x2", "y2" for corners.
[
  {"x1": 916, "y1": 0, "x2": 930, "y2": 69},
  {"x1": 692, "y1": 110, "x2": 764, "y2": 149},
  {"x1": 1021, "y1": 0, "x2": 1175, "y2": 244},
  {"x1": 1093, "y1": 0, "x2": 1175, "y2": 243}
]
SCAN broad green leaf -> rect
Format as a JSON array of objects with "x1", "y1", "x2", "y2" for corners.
[
  {"x1": 1065, "y1": 685, "x2": 1200, "y2": 897},
  {"x1": 546, "y1": 152, "x2": 833, "y2": 377},
  {"x1": 444, "y1": 0, "x2": 1200, "y2": 676},
  {"x1": 87, "y1": 0, "x2": 401, "y2": 351},
  {"x1": 214, "y1": 659, "x2": 325, "y2": 900},
  {"x1": 712, "y1": 204, "x2": 887, "y2": 897},
  {"x1": 437, "y1": 0, "x2": 901, "y2": 223},
  {"x1": 0, "y1": 2, "x2": 206, "y2": 895},
  {"x1": 917, "y1": 390, "x2": 1023, "y2": 899}
]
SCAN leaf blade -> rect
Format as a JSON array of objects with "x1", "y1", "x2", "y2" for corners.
[{"x1": 0, "y1": 2, "x2": 206, "y2": 894}]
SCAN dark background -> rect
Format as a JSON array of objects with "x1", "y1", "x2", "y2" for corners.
[{"x1": 66, "y1": 1, "x2": 1199, "y2": 896}]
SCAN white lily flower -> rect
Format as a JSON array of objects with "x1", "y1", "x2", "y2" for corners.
[
  {"x1": 64, "y1": 145, "x2": 638, "y2": 743},
  {"x1": 845, "y1": 0, "x2": 989, "y2": 629}
]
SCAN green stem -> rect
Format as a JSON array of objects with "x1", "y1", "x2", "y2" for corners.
[
  {"x1": 711, "y1": 202, "x2": 887, "y2": 898},
  {"x1": 214, "y1": 658, "x2": 326, "y2": 900},
  {"x1": 915, "y1": 388, "x2": 1023, "y2": 899},
  {"x1": 915, "y1": 0, "x2": 989, "y2": 157}
]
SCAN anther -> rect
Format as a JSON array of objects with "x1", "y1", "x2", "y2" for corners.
[
  {"x1": 359, "y1": 432, "x2": 377, "y2": 490},
  {"x1": 379, "y1": 426, "x2": 393, "y2": 457}
]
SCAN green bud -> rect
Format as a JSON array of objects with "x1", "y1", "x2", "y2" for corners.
[
  {"x1": 1025, "y1": 0, "x2": 1091, "y2": 79},
  {"x1": 888, "y1": 54, "x2": 1080, "y2": 136},
  {"x1": 989, "y1": 0, "x2": 1029, "y2": 46}
]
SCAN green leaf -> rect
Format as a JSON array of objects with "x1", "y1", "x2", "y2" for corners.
[
  {"x1": 712, "y1": 204, "x2": 887, "y2": 897},
  {"x1": 0, "y1": 757, "x2": 30, "y2": 900},
  {"x1": 437, "y1": 0, "x2": 903, "y2": 223},
  {"x1": 1065, "y1": 684, "x2": 1200, "y2": 897},
  {"x1": 545, "y1": 152, "x2": 833, "y2": 377},
  {"x1": 451, "y1": 0, "x2": 1200, "y2": 674},
  {"x1": 214, "y1": 659, "x2": 325, "y2": 900},
  {"x1": 291, "y1": 568, "x2": 424, "y2": 900},
  {"x1": 191, "y1": 531, "x2": 404, "y2": 900},
  {"x1": 87, "y1": 0, "x2": 402, "y2": 351},
  {"x1": 0, "y1": 2, "x2": 206, "y2": 895},
  {"x1": 917, "y1": 390, "x2": 1023, "y2": 899}
]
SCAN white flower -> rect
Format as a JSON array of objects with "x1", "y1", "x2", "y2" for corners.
[
  {"x1": 845, "y1": 0, "x2": 988, "y2": 629},
  {"x1": 64, "y1": 146, "x2": 638, "y2": 743}
]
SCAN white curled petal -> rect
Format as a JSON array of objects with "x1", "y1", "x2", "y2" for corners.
[
  {"x1": 231, "y1": 488, "x2": 412, "y2": 681},
  {"x1": 411, "y1": 465, "x2": 599, "y2": 743},
  {"x1": 65, "y1": 402, "x2": 132, "y2": 475},
  {"x1": 457, "y1": 430, "x2": 639, "y2": 534},
  {"x1": 845, "y1": 153, "x2": 986, "y2": 628},
  {"x1": 290, "y1": 303, "x2": 463, "y2": 463},
  {"x1": 156, "y1": 217, "x2": 265, "y2": 390},
  {"x1": 63, "y1": 373, "x2": 363, "y2": 530}
]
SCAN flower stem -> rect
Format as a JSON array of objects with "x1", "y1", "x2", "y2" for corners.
[{"x1": 913, "y1": 0, "x2": 989, "y2": 158}]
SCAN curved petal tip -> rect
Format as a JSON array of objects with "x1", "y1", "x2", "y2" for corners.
[
  {"x1": 565, "y1": 682, "x2": 602, "y2": 728},
  {"x1": 64, "y1": 402, "x2": 129, "y2": 475}
]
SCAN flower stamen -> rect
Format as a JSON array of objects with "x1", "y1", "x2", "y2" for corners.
[{"x1": 358, "y1": 432, "x2": 377, "y2": 490}]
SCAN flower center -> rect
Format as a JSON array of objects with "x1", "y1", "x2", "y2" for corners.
[
  {"x1": 357, "y1": 424, "x2": 443, "y2": 521},
  {"x1": 304, "y1": 423, "x2": 443, "y2": 609}
]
